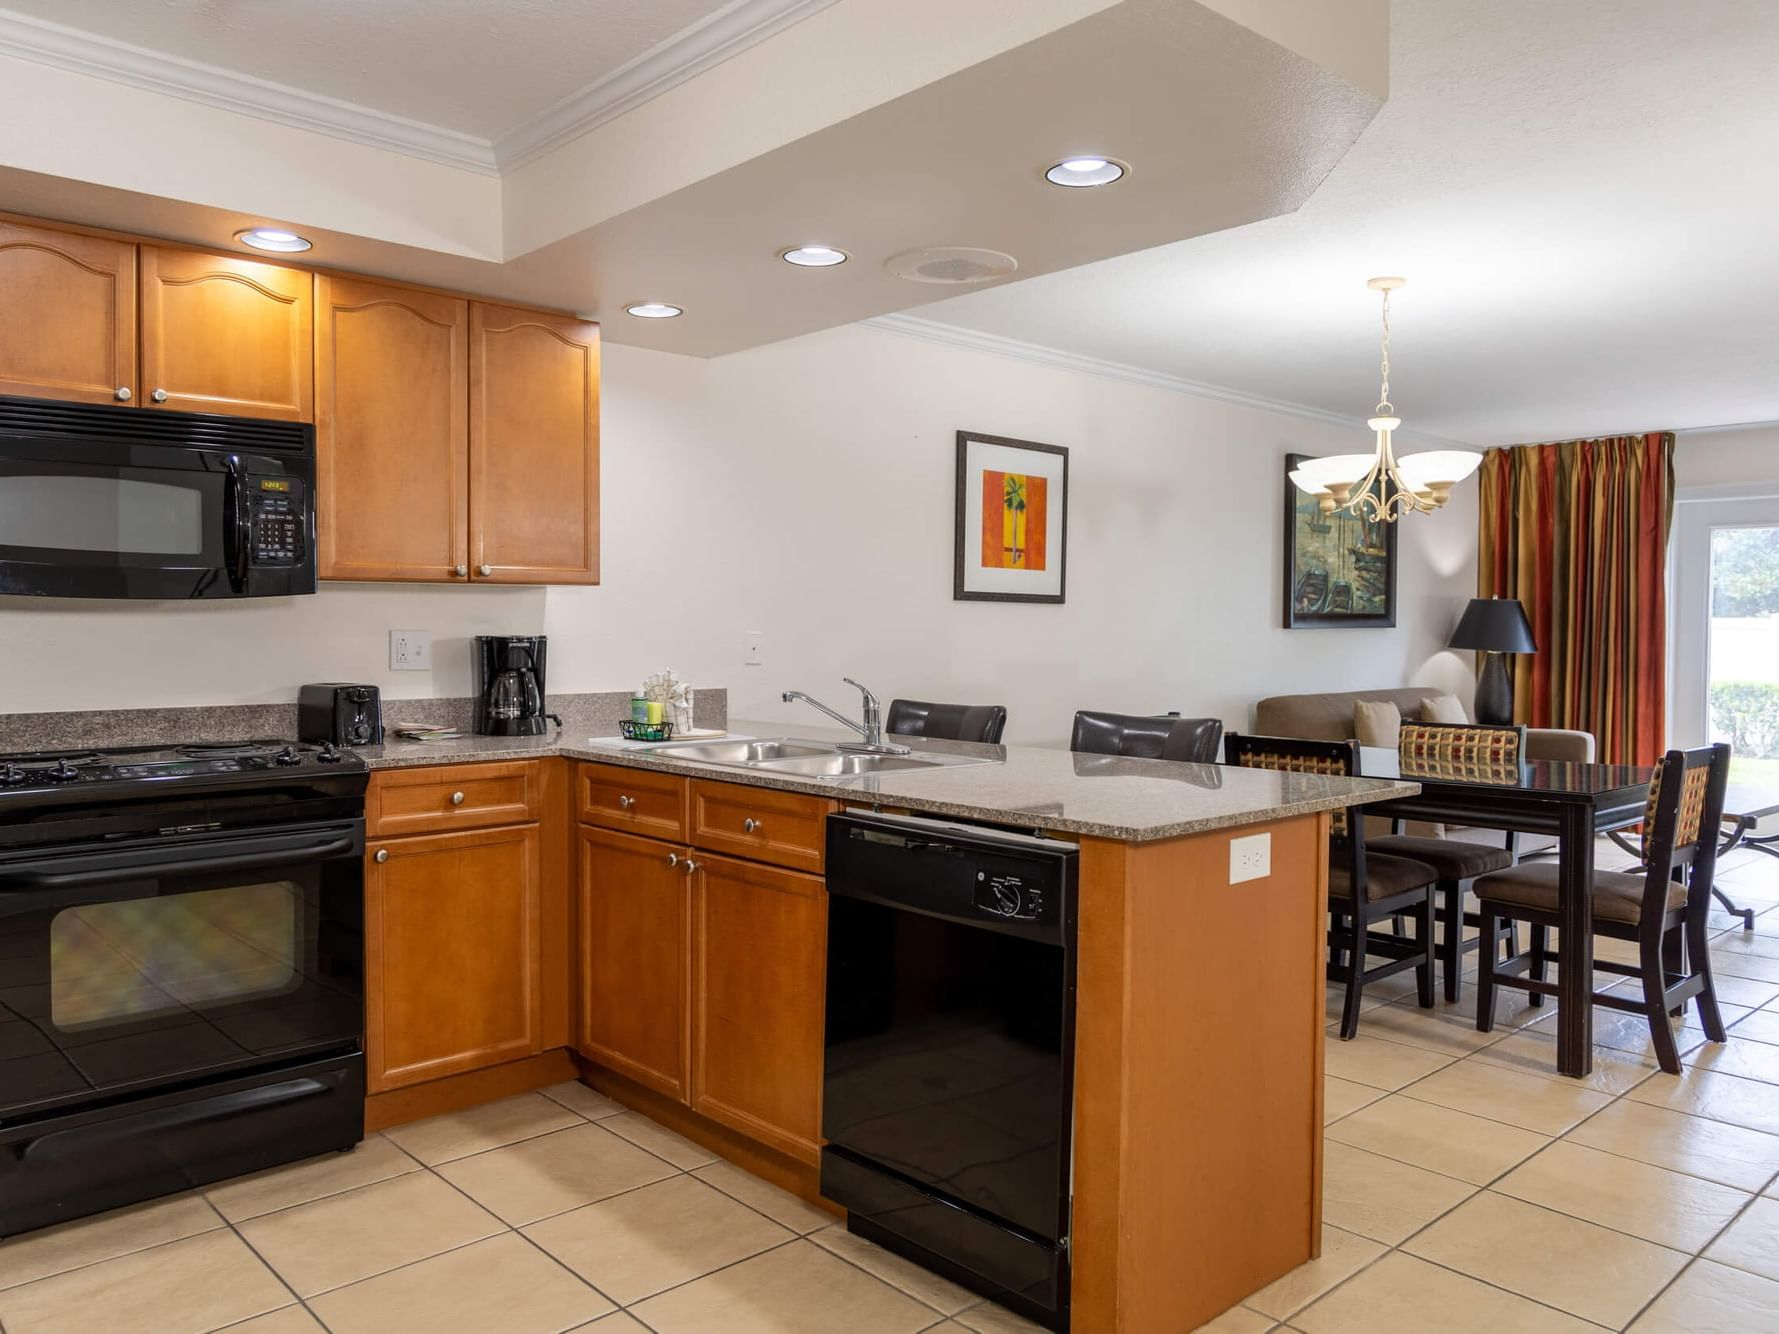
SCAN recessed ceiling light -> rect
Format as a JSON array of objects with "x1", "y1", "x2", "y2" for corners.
[
  {"x1": 235, "y1": 227, "x2": 312, "y2": 253},
  {"x1": 625, "y1": 302, "x2": 684, "y2": 319},
  {"x1": 1044, "y1": 157, "x2": 1127, "y2": 188},
  {"x1": 780, "y1": 245, "x2": 849, "y2": 268}
]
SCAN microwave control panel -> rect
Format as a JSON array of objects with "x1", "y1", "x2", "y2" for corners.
[{"x1": 248, "y1": 477, "x2": 306, "y2": 566}]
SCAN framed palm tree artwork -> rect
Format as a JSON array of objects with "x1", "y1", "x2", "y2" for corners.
[{"x1": 954, "y1": 431, "x2": 1068, "y2": 603}]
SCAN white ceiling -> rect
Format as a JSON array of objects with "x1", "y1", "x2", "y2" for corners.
[
  {"x1": 0, "y1": 0, "x2": 737, "y2": 139},
  {"x1": 913, "y1": 0, "x2": 1779, "y2": 444}
]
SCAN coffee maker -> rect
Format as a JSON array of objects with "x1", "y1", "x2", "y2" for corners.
[{"x1": 473, "y1": 635, "x2": 554, "y2": 736}]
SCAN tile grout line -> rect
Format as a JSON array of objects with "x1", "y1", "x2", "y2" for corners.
[{"x1": 214, "y1": 1205, "x2": 335, "y2": 1334}]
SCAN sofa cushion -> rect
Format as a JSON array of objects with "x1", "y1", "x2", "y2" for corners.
[
  {"x1": 1255, "y1": 687, "x2": 1460, "y2": 742},
  {"x1": 1353, "y1": 699, "x2": 1403, "y2": 748},
  {"x1": 1419, "y1": 693, "x2": 1469, "y2": 724}
]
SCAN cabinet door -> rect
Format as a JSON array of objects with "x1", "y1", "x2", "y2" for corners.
[
  {"x1": 140, "y1": 247, "x2": 314, "y2": 421},
  {"x1": 316, "y1": 277, "x2": 469, "y2": 580},
  {"x1": 692, "y1": 853, "x2": 826, "y2": 1164},
  {"x1": 577, "y1": 826, "x2": 690, "y2": 1100},
  {"x1": 0, "y1": 221, "x2": 135, "y2": 405},
  {"x1": 468, "y1": 304, "x2": 599, "y2": 584},
  {"x1": 366, "y1": 823, "x2": 542, "y2": 1092}
]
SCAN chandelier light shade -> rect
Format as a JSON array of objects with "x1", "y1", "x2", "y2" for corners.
[{"x1": 1290, "y1": 277, "x2": 1482, "y2": 522}]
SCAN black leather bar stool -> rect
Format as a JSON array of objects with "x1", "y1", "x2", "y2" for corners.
[
  {"x1": 1070, "y1": 710, "x2": 1222, "y2": 764},
  {"x1": 886, "y1": 699, "x2": 1008, "y2": 744}
]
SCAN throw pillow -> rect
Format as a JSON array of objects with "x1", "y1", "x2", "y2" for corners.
[
  {"x1": 1353, "y1": 700, "x2": 1403, "y2": 749},
  {"x1": 1420, "y1": 693, "x2": 1469, "y2": 724}
]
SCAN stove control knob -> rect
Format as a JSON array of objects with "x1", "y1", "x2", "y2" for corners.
[
  {"x1": 47, "y1": 760, "x2": 81, "y2": 783},
  {"x1": 276, "y1": 745, "x2": 302, "y2": 766},
  {"x1": 0, "y1": 764, "x2": 28, "y2": 786},
  {"x1": 317, "y1": 743, "x2": 344, "y2": 764}
]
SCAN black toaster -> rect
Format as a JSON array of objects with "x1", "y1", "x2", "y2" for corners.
[{"x1": 298, "y1": 683, "x2": 384, "y2": 747}]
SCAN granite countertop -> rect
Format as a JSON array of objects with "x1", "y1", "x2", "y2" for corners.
[{"x1": 360, "y1": 720, "x2": 1419, "y2": 843}]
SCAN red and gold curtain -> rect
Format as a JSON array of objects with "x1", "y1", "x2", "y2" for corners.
[{"x1": 1477, "y1": 433, "x2": 1674, "y2": 766}]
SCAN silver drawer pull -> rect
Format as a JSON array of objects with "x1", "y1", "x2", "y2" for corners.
[
  {"x1": 151, "y1": 388, "x2": 168, "y2": 403},
  {"x1": 682, "y1": 858, "x2": 698, "y2": 875},
  {"x1": 450, "y1": 791, "x2": 465, "y2": 806},
  {"x1": 668, "y1": 852, "x2": 680, "y2": 868},
  {"x1": 743, "y1": 817, "x2": 762, "y2": 833},
  {"x1": 618, "y1": 795, "x2": 635, "y2": 810},
  {"x1": 374, "y1": 849, "x2": 388, "y2": 863}
]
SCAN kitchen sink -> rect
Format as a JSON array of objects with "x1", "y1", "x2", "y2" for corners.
[{"x1": 644, "y1": 736, "x2": 993, "y2": 779}]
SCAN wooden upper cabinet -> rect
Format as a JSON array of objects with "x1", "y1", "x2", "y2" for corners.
[
  {"x1": 140, "y1": 247, "x2": 314, "y2": 421},
  {"x1": 469, "y1": 304, "x2": 599, "y2": 585},
  {"x1": 316, "y1": 277, "x2": 469, "y2": 580},
  {"x1": 0, "y1": 221, "x2": 135, "y2": 405}
]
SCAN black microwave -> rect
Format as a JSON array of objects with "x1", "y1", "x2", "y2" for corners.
[{"x1": 0, "y1": 396, "x2": 317, "y2": 599}]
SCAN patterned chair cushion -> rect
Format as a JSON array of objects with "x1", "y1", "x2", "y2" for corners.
[
  {"x1": 1640, "y1": 759, "x2": 1713, "y2": 860},
  {"x1": 1473, "y1": 862, "x2": 1682, "y2": 925},
  {"x1": 1397, "y1": 721, "x2": 1524, "y2": 785}
]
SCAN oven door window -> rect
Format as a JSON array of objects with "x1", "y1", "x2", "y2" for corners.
[
  {"x1": 0, "y1": 856, "x2": 362, "y2": 1115},
  {"x1": 51, "y1": 882, "x2": 299, "y2": 1030}
]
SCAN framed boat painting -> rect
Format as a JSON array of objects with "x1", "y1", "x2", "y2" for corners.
[
  {"x1": 1283, "y1": 452, "x2": 1397, "y2": 628},
  {"x1": 955, "y1": 431, "x2": 1068, "y2": 603}
]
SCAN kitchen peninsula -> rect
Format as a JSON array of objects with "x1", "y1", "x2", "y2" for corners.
[{"x1": 351, "y1": 722, "x2": 1415, "y2": 1331}]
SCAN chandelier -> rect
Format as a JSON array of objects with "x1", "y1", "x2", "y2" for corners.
[{"x1": 1289, "y1": 277, "x2": 1481, "y2": 522}]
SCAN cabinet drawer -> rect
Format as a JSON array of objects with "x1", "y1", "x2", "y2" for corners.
[
  {"x1": 690, "y1": 781, "x2": 835, "y2": 873},
  {"x1": 579, "y1": 764, "x2": 687, "y2": 841},
  {"x1": 369, "y1": 761, "x2": 542, "y2": 836}
]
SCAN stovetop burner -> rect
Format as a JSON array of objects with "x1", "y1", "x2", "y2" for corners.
[
  {"x1": 0, "y1": 738, "x2": 364, "y2": 794},
  {"x1": 178, "y1": 743, "x2": 283, "y2": 759}
]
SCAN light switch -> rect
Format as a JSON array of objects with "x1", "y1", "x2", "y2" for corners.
[
  {"x1": 744, "y1": 630, "x2": 764, "y2": 667},
  {"x1": 1229, "y1": 832, "x2": 1272, "y2": 884}
]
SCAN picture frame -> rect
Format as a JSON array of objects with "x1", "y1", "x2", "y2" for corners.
[
  {"x1": 954, "y1": 431, "x2": 1068, "y2": 604},
  {"x1": 1283, "y1": 452, "x2": 1398, "y2": 628}
]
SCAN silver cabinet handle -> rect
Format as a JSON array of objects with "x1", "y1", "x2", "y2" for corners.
[
  {"x1": 150, "y1": 388, "x2": 168, "y2": 403},
  {"x1": 453, "y1": 564, "x2": 468, "y2": 577},
  {"x1": 374, "y1": 849, "x2": 388, "y2": 863},
  {"x1": 478, "y1": 564, "x2": 494, "y2": 577},
  {"x1": 668, "y1": 852, "x2": 680, "y2": 867},
  {"x1": 682, "y1": 858, "x2": 698, "y2": 875},
  {"x1": 743, "y1": 817, "x2": 762, "y2": 833},
  {"x1": 618, "y1": 795, "x2": 635, "y2": 810},
  {"x1": 114, "y1": 386, "x2": 132, "y2": 401},
  {"x1": 450, "y1": 791, "x2": 465, "y2": 806}
]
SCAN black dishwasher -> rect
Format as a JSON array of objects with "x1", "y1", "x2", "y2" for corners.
[{"x1": 822, "y1": 811, "x2": 1078, "y2": 1332}]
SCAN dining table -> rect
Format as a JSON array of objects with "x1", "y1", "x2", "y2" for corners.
[{"x1": 1356, "y1": 745, "x2": 1655, "y2": 1078}]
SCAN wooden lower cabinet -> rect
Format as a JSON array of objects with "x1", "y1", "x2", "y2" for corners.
[
  {"x1": 691, "y1": 853, "x2": 827, "y2": 1164},
  {"x1": 576, "y1": 825, "x2": 691, "y2": 1099},
  {"x1": 366, "y1": 821, "x2": 543, "y2": 1093}
]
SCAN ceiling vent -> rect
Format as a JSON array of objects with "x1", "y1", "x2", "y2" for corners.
[{"x1": 884, "y1": 246, "x2": 1019, "y2": 284}]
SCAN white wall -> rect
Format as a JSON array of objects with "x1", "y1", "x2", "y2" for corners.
[
  {"x1": 0, "y1": 322, "x2": 1479, "y2": 734},
  {"x1": 1674, "y1": 423, "x2": 1779, "y2": 490},
  {"x1": 544, "y1": 326, "x2": 1479, "y2": 746}
]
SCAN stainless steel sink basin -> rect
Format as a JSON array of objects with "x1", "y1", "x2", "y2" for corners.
[
  {"x1": 648, "y1": 738, "x2": 836, "y2": 765},
  {"x1": 642, "y1": 736, "x2": 994, "y2": 779}
]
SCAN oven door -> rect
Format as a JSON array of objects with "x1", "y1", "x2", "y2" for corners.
[
  {"x1": 0, "y1": 819, "x2": 364, "y2": 1122},
  {"x1": 0, "y1": 433, "x2": 312, "y2": 599}
]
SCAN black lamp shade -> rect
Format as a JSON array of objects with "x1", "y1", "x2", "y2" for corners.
[{"x1": 1449, "y1": 598, "x2": 1536, "y2": 654}]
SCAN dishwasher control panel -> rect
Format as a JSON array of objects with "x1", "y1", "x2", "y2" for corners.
[{"x1": 975, "y1": 870, "x2": 1046, "y2": 921}]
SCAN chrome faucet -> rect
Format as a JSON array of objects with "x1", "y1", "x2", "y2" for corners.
[{"x1": 782, "y1": 678, "x2": 910, "y2": 754}]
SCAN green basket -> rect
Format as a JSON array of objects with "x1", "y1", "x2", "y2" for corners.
[{"x1": 620, "y1": 719, "x2": 675, "y2": 742}]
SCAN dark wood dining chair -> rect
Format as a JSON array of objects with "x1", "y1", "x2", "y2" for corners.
[
  {"x1": 1225, "y1": 732, "x2": 1439, "y2": 1039},
  {"x1": 886, "y1": 698, "x2": 1007, "y2": 744},
  {"x1": 1474, "y1": 743, "x2": 1732, "y2": 1074},
  {"x1": 1071, "y1": 710, "x2": 1223, "y2": 764},
  {"x1": 1370, "y1": 721, "x2": 1524, "y2": 1002}
]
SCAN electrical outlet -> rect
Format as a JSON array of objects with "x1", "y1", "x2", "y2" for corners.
[
  {"x1": 744, "y1": 630, "x2": 764, "y2": 667},
  {"x1": 389, "y1": 629, "x2": 432, "y2": 671},
  {"x1": 1229, "y1": 832, "x2": 1272, "y2": 884}
]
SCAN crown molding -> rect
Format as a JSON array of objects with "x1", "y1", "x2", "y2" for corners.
[
  {"x1": 862, "y1": 312, "x2": 1477, "y2": 449},
  {"x1": 0, "y1": 0, "x2": 839, "y2": 178},
  {"x1": 0, "y1": 9, "x2": 500, "y2": 174},
  {"x1": 493, "y1": 0, "x2": 842, "y2": 170}
]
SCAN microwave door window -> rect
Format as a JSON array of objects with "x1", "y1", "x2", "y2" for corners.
[{"x1": 0, "y1": 472, "x2": 205, "y2": 556}]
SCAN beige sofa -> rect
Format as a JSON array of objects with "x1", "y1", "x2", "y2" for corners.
[{"x1": 1253, "y1": 687, "x2": 1595, "y2": 763}]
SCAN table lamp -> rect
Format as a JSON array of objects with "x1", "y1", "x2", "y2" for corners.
[{"x1": 1450, "y1": 598, "x2": 1536, "y2": 725}]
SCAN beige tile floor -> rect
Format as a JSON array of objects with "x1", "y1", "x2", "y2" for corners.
[{"x1": 3, "y1": 839, "x2": 1779, "y2": 1334}]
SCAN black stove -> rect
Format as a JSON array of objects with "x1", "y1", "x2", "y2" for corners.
[
  {"x1": 0, "y1": 735, "x2": 368, "y2": 1238},
  {"x1": 0, "y1": 737, "x2": 359, "y2": 794}
]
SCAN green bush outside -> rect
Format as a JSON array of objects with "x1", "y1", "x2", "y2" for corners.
[{"x1": 1711, "y1": 681, "x2": 1779, "y2": 759}]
